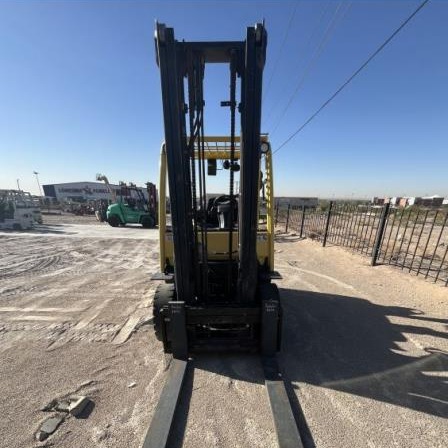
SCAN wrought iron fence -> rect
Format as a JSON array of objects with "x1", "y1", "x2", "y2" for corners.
[{"x1": 275, "y1": 201, "x2": 448, "y2": 286}]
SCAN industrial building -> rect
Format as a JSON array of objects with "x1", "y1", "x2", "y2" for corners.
[
  {"x1": 372, "y1": 195, "x2": 446, "y2": 208},
  {"x1": 43, "y1": 181, "x2": 148, "y2": 202}
]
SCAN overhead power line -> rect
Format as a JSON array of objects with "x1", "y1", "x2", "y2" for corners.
[
  {"x1": 270, "y1": 1, "x2": 351, "y2": 135},
  {"x1": 263, "y1": 1, "x2": 301, "y2": 102},
  {"x1": 264, "y1": 1, "x2": 331, "y2": 126},
  {"x1": 273, "y1": 0, "x2": 430, "y2": 155}
]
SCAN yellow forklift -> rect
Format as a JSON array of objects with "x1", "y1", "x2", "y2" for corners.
[
  {"x1": 143, "y1": 23, "x2": 303, "y2": 448},
  {"x1": 155, "y1": 135, "x2": 277, "y2": 352}
]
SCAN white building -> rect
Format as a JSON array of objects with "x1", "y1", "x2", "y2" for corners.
[{"x1": 43, "y1": 181, "x2": 148, "y2": 202}]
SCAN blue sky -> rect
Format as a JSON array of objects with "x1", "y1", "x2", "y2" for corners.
[{"x1": 0, "y1": 0, "x2": 446, "y2": 198}]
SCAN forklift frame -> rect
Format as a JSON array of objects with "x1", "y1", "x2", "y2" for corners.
[{"x1": 144, "y1": 22, "x2": 304, "y2": 448}]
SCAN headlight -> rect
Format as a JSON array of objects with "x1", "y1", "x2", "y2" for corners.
[{"x1": 260, "y1": 142, "x2": 269, "y2": 154}]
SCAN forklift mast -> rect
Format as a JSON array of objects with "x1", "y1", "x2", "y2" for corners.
[
  {"x1": 144, "y1": 25, "x2": 303, "y2": 448},
  {"x1": 155, "y1": 22, "x2": 266, "y2": 305}
]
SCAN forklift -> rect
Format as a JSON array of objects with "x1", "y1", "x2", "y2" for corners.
[
  {"x1": 97, "y1": 173, "x2": 157, "y2": 228},
  {"x1": 143, "y1": 23, "x2": 303, "y2": 448}
]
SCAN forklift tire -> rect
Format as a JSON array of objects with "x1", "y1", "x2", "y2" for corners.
[
  {"x1": 153, "y1": 283, "x2": 176, "y2": 342},
  {"x1": 108, "y1": 215, "x2": 120, "y2": 227},
  {"x1": 141, "y1": 216, "x2": 155, "y2": 228}
]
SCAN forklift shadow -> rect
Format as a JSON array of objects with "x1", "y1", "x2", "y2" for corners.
[
  {"x1": 278, "y1": 288, "x2": 448, "y2": 420},
  {"x1": 165, "y1": 289, "x2": 447, "y2": 448}
]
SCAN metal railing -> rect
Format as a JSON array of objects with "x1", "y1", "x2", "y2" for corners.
[{"x1": 275, "y1": 201, "x2": 448, "y2": 286}]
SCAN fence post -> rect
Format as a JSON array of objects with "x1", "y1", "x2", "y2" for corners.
[
  {"x1": 300, "y1": 206, "x2": 306, "y2": 238},
  {"x1": 322, "y1": 201, "x2": 334, "y2": 247},
  {"x1": 371, "y1": 202, "x2": 390, "y2": 266},
  {"x1": 275, "y1": 201, "x2": 279, "y2": 226},
  {"x1": 285, "y1": 203, "x2": 291, "y2": 233}
]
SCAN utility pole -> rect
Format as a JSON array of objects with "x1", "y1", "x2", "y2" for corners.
[
  {"x1": 33, "y1": 171, "x2": 43, "y2": 196},
  {"x1": 16, "y1": 179, "x2": 21, "y2": 191}
]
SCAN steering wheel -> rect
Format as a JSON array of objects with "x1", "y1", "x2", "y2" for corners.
[
  {"x1": 213, "y1": 195, "x2": 235, "y2": 208},
  {"x1": 212, "y1": 195, "x2": 238, "y2": 222}
]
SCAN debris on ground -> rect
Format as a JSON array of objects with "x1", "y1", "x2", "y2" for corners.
[
  {"x1": 55, "y1": 399, "x2": 71, "y2": 412},
  {"x1": 94, "y1": 428, "x2": 110, "y2": 442},
  {"x1": 36, "y1": 395, "x2": 92, "y2": 441},
  {"x1": 40, "y1": 400, "x2": 58, "y2": 412},
  {"x1": 35, "y1": 415, "x2": 64, "y2": 441},
  {"x1": 41, "y1": 395, "x2": 91, "y2": 417},
  {"x1": 68, "y1": 395, "x2": 91, "y2": 417}
]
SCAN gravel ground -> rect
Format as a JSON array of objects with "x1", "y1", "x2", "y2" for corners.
[{"x1": 0, "y1": 218, "x2": 446, "y2": 448}]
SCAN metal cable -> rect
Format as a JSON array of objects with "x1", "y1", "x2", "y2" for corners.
[
  {"x1": 197, "y1": 60, "x2": 209, "y2": 299},
  {"x1": 263, "y1": 0, "x2": 301, "y2": 102},
  {"x1": 263, "y1": 0, "x2": 331, "y2": 125},
  {"x1": 270, "y1": 1, "x2": 350, "y2": 135},
  {"x1": 187, "y1": 57, "x2": 201, "y2": 295},
  {"x1": 228, "y1": 52, "x2": 237, "y2": 295},
  {"x1": 274, "y1": 0, "x2": 430, "y2": 155}
]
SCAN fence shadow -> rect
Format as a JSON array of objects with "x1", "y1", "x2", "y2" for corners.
[
  {"x1": 279, "y1": 288, "x2": 448, "y2": 419},
  {"x1": 165, "y1": 288, "x2": 447, "y2": 447}
]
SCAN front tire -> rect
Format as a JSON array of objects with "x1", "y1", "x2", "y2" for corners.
[
  {"x1": 108, "y1": 215, "x2": 120, "y2": 227},
  {"x1": 141, "y1": 216, "x2": 155, "y2": 228},
  {"x1": 153, "y1": 283, "x2": 175, "y2": 351}
]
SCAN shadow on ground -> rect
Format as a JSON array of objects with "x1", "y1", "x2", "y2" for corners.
[
  {"x1": 0, "y1": 224, "x2": 76, "y2": 235},
  {"x1": 279, "y1": 288, "x2": 448, "y2": 419},
  {"x1": 162, "y1": 289, "x2": 447, "y2": 447},
  {"x1": 275, "y1": 234, "x2": 305, "y2": 243}
]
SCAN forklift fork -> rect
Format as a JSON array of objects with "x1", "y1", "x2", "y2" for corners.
[{"x1": 142, "y1": 355, "x2": 303, "y2": 448}]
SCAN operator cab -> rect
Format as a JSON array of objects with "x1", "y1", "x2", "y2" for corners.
[{"x1": 159, "y1": 135, "x2": 274, "y2": 276}]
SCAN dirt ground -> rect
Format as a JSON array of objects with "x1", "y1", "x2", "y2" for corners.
[{"x1": 0, "y1": 216, "x2": 446, "y2": 448}]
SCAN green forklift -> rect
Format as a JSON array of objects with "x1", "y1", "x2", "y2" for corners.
[{"x1": 96, "y1": 174, "x2": 157, "y2": 228}]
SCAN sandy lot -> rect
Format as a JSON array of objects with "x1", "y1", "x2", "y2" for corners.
[{"x1": 0, "y1": 217, "x2": 446, "y2": 448}]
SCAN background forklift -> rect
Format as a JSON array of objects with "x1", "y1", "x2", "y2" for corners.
[
  {"x1": 96, "y1": 173, "x2": 157, "y2": 227},
  {"x1": 143, "y1": 23, "x2": 303, "y2": 448}
]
